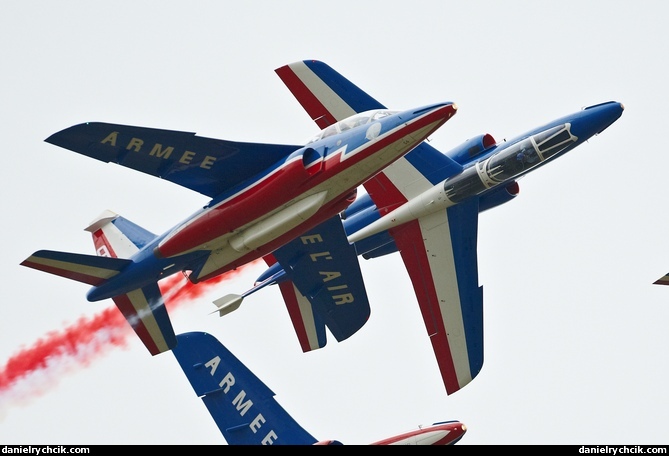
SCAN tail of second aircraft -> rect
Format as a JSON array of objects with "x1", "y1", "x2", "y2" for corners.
[{"x1": 20, "y1": 210, "x2": 177, "y2": 355}]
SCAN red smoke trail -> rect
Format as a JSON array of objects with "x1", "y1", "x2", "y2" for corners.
[{"x1": 0, "y1": 262, "x2": 257, "y2": 414}]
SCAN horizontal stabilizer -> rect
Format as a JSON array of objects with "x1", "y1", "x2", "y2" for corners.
[
  {"x1": 112, "y1": 283, "x2": 177, "y2": 356},
  {"x1": 21, "y1": 250, "x2": 175, "y2": 355},
  {"x1": 172, "y1": 332, "x2": 318, "y2": 445},
  {"x1": 20, "y1": 250, "x2": 131, "y2": 286}
]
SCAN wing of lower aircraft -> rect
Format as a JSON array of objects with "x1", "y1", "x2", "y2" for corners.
[
  {"x1": 265, "y1": 214, "x2": 371, "y2": 351},
  {"x1": 275, "y1": 60, "x2": 483, "y2": 394},
  {"x1": 173, "y1": 331, "x2": 467, "y2": 445},
  {"x1": 45, "y1": 122, "x2": 303, "y2": 198},
  {"x1": 211, "y1": 213, "x2": 372, "y2": 352}
]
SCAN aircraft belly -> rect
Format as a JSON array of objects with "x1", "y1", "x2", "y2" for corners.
[
  {"x1": 193, "y1": 108, "x2": 451, "y2": 267},
  {"x1": 192, "y1": 192, "x2": 328, "y2": 279},
  {"x1": 228, "y1": 191, "x2": 328, "y2": 253}
]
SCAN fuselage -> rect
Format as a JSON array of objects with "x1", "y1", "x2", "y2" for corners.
[
  {"x1": 369, "y1": 421, "x2": 467, "y2": 445},
  {"x1": 86, "y1": 102, "x2": 456, "y2": 301},
  {"x1": 348, "y1": 101, "x2": 625, "y2": 243}
]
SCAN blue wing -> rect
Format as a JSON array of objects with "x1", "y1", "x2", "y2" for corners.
[
  {"x1": 45, "y1": 122, "x2": 303, "y2": 198},
  {"x1": 172, "y1": 332, "x2": 318, "y2": 445},
  {"x1": 268, "y1": 214, "x2": 371, "y2": 351}
]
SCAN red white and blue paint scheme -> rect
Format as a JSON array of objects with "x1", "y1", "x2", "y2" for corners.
[
  {"x1": 173, "y1": 331, "x2": 467, "y2": 445},
  {"x1": 220, "y1": 60, "x2": 625, "y2": 396},
  {"x1": 20, "y1": 69, "x2": 457, "y2": 356}
]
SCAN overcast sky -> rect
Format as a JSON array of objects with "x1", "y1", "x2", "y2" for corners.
[{"x1": 2, "y1": 1, "x2": 668, "y2": 445}]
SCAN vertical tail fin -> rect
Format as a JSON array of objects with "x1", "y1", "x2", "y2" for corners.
[
  {"x1": 86, "y1": 210, "x2": 177, "y2": 355},
  {"x1": 172, "y1": 332, "x2": 318, "y2": 445},
  {"x1": 85, "y1": 210, "x2": 156, "y2": 259}
]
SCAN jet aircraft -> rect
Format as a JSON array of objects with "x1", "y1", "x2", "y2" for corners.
[
  {"x1": 20, "y1": 67, "x2": 457, "y2": 356},
  {"x1": 173, "y1": 331, "x2": 467, "y2": 445},
  {"x1": 213, "y1": 60, "x2": 625, "y2": 396},
  {"x1": 653, "y1": 274, "x2": 669, "y2": 286}
]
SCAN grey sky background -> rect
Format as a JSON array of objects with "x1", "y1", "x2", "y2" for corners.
[{"x1": 2, "y1": 1, "x2": 668, "y2": 445}]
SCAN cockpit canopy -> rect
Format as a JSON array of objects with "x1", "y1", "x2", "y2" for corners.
[{"x1": 306, "y1": 109, "x2": 397, "y2": 144}]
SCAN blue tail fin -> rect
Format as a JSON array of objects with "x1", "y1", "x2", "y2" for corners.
[
  {"x1": 172, "y1": 332, "x2": 318, "y2": 445},
  {"x1": 20, "y1": 211, "x2": 177, "y2": 356},
  {"x1": 85, "y1": 210, "x2": 157, "y2": 259},
  {"x1": 85, "y1": 211, "x2": 177, "y2": 355}
]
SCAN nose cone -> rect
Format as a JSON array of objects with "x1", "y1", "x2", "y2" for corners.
[
  {"x1": 446, "y1": 421, "x2": 467, "y2": 444},
  {"x1": 405, "y1": 102, "x2": 458, "y2": 133},
  {"x1": 569, "y1": 101, "x2": 624, "y2": 139},
  {"x1": 433, "y1": 420, "x2": 467, "y2": 445},
  {"x1": 409, "y1": 101, "x2": 458, "y2": 118},
  {"x1": 391, "y1": 101, "x2": 457, "y2": 148}
]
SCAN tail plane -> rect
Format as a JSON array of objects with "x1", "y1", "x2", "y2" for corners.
[
  {"x1": 21, "y1": 210, "x2": 177, "y2": 356},
  {"x1": 172, "y1": 331, "x2": 467, "y2": 445}
]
